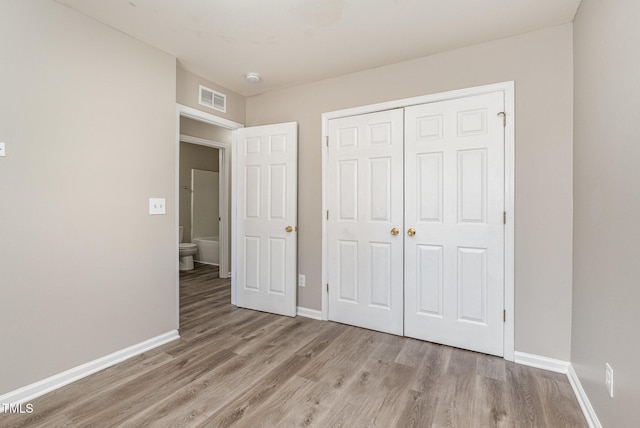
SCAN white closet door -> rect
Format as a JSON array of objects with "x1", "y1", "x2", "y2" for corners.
[
  {"x1": 404, "y1": 92, "x2": 505, "y2": 356},
  {"x1": 327, "y1": 109, "x2": 404, "y2": 335},
  {"x1": 236, "y1": 122, "x2": 297, "y2": 317}
]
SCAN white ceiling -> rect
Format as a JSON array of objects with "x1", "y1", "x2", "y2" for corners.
[{"x1": 53, "y1": 0, "x2": 581, "y2": 96}]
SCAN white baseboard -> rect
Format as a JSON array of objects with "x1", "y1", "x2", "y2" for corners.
[
  {"x1": 567, "y1": 364, "x2": 602, "y2": 428},
  {"x1": 514, "y1": 351, "x2": 570, "y2": 373},
  {"x1": 514, "y1": 351, "x2": 601, "y2": 428},
  {"x1": 296, "y1": 306, "x2": 322, "y2": 320},
  {"x1": 0, "y1": 330, "x2": 179, "y2": 405}
]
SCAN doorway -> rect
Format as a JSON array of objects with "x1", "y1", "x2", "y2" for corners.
[
  {"x1": 176, "y1": 104, "x2": 242, "y2": 322},
  {"x1": 180, "y1": 131, "x2": 221, "y2": 269},
  {"x1": 178, "y1": 117, "x2": 232, "y2": 278},
  {"x1": 175, "y1": 104, "x2": 299, "y2": 324}
]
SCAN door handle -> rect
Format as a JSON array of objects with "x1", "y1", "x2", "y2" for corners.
[
  {"x1": 285, "y1": 225, "x2": 294, "y2": 233},
  {"x1": 390, "y1": 227, "x2": 399, "y2": 236},
  {"x1": 407, "y1": 228, "x2": 416, "y2": 237}
]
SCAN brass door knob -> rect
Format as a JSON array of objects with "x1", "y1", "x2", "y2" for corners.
[
  {"x1": 407, "y1": 228, "x2": 416, "y2": 237},
  {"x1": 285, "y1": 225, "x2": 294, "y2": 233},
  {"x1": 391, "y1": 227, "x2": 399, "y2": 236}
]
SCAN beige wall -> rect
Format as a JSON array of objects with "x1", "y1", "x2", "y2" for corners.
[
  {"x1": 176, "y1": 67, "x2": 245, "y2": 125},
  {"x1": 246, "y1": 24, "x2": 574, "y2": 360},
  {"x1": 179, "y1": 140, "x2": 219, "y2": 243},
  {"x1": 572, "y1": 1, "x2": 640, "y2": 426},
  {"x1": 180, "y1": 116, "x2": 233, "y2": 145},
  {"x1": 0, "y1": 0, "x2": 177, "y2": 394}
]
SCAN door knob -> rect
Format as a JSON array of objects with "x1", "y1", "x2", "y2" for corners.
[
  {"x1": 407, "y1": 228, "x2": 416, "y2": 237},
  {"x1": 285, "y1": 225, "x2": 294, "y2": 233},
  {"x1": 390, "y1": 227, "x2": 399, "y2": 236}
]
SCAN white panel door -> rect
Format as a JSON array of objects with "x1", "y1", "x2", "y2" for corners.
[
  {"x1": 404, "y1": 92, "x2": 505, "y2": 356},
  {"x1": 236, "y1": 122, "x2": 297, "y2": 317},
  {"x1": 327, "y1": 109, "x2": 404, "y2": 335}
]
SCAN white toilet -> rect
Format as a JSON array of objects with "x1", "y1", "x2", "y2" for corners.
[{"x1": 179, "y1": 226, "x2": 198, "y2": 271}]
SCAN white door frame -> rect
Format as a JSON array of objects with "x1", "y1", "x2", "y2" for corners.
[
  {"x1": 175, "y1": 104, "x2": 243, "y2": 314},
  {"x1": 321, "y1": 81, "x2": 516, "y2": 361}
]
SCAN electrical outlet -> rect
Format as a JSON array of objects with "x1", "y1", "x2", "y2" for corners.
[
  {"x1": 298, "y1": 274, "x2": 305, "y2": 287},
  {"x1": 605, "y1": 363, "x2": 614, "y2": 398},
  {"x1": 0, "y1": 142, "x2": 5, "y2": 157}
]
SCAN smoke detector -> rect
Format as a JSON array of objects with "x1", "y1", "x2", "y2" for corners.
[{"x1": 245, "y1": 72, "x2": 262, "y2": 83}]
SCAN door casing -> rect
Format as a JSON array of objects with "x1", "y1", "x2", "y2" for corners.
[{"x1": 321, "y1": 81, "x2": 515, "y2": 361}]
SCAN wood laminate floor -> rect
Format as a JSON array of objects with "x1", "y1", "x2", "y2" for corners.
[{"x1": 3, "y1": 263, "x2": 587, "y2": 427}]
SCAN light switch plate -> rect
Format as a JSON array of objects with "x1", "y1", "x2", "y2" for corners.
[
  {"x1": 0, "y1": 142, "x2": 5, "y2": 157},
  {"x1": 149, "y1": 198, "x2": 166, "y2": 215}
]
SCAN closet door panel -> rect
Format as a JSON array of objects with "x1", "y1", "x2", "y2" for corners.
[
  {"x1": 404, "y1": 92, "x2": 505, "y2": 356},
  {"x1": 327, "y1": 109, "x2": 404, "y2": 335}
]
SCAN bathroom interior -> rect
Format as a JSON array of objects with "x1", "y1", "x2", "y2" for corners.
[{"x1": 178, "y1": 116, "x2": 231, "y2": 276}]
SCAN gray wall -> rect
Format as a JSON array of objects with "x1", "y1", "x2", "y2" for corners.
[
  {"x1": 246, "y1": 24, "x2": 574, "y2": 360},
  {"x1": 572, "y1": 1, "x2": 640, "y2": 426},
  {"x1": 0, "y1": 0, "x2": 177, "y2": 394}
]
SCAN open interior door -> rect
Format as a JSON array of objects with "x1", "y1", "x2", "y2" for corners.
[{"x1": 235, "y1": 122, "x2": 297, "y2": 317}]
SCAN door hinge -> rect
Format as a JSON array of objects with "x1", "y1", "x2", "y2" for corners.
[
  {"x1": 498, "y1": 112, "x2": 506, "y2": 127},
  {"x1": 503, "y1": 211, "x2": 507, "y2": 224},
  {"x1": 326, "y1": 283, "x2": 329, "y2": 293},
  {"x1": 326, "y1": 210, "x2": 329, "y2": 220},
  {"x1": 503, "y1": 310, "x2": 506, "y2": 322},
  {"x1": 325, "y1": 136, "x2": 329, "y2": 147}
]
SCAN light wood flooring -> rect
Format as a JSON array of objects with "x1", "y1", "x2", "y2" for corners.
[{"x1": 3, "y1": 263, "x2": 587, "y2": 427}]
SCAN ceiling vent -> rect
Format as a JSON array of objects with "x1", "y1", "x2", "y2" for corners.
[{"x1": 199, "y1": 85, "x2": 226, "y2": 113}]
